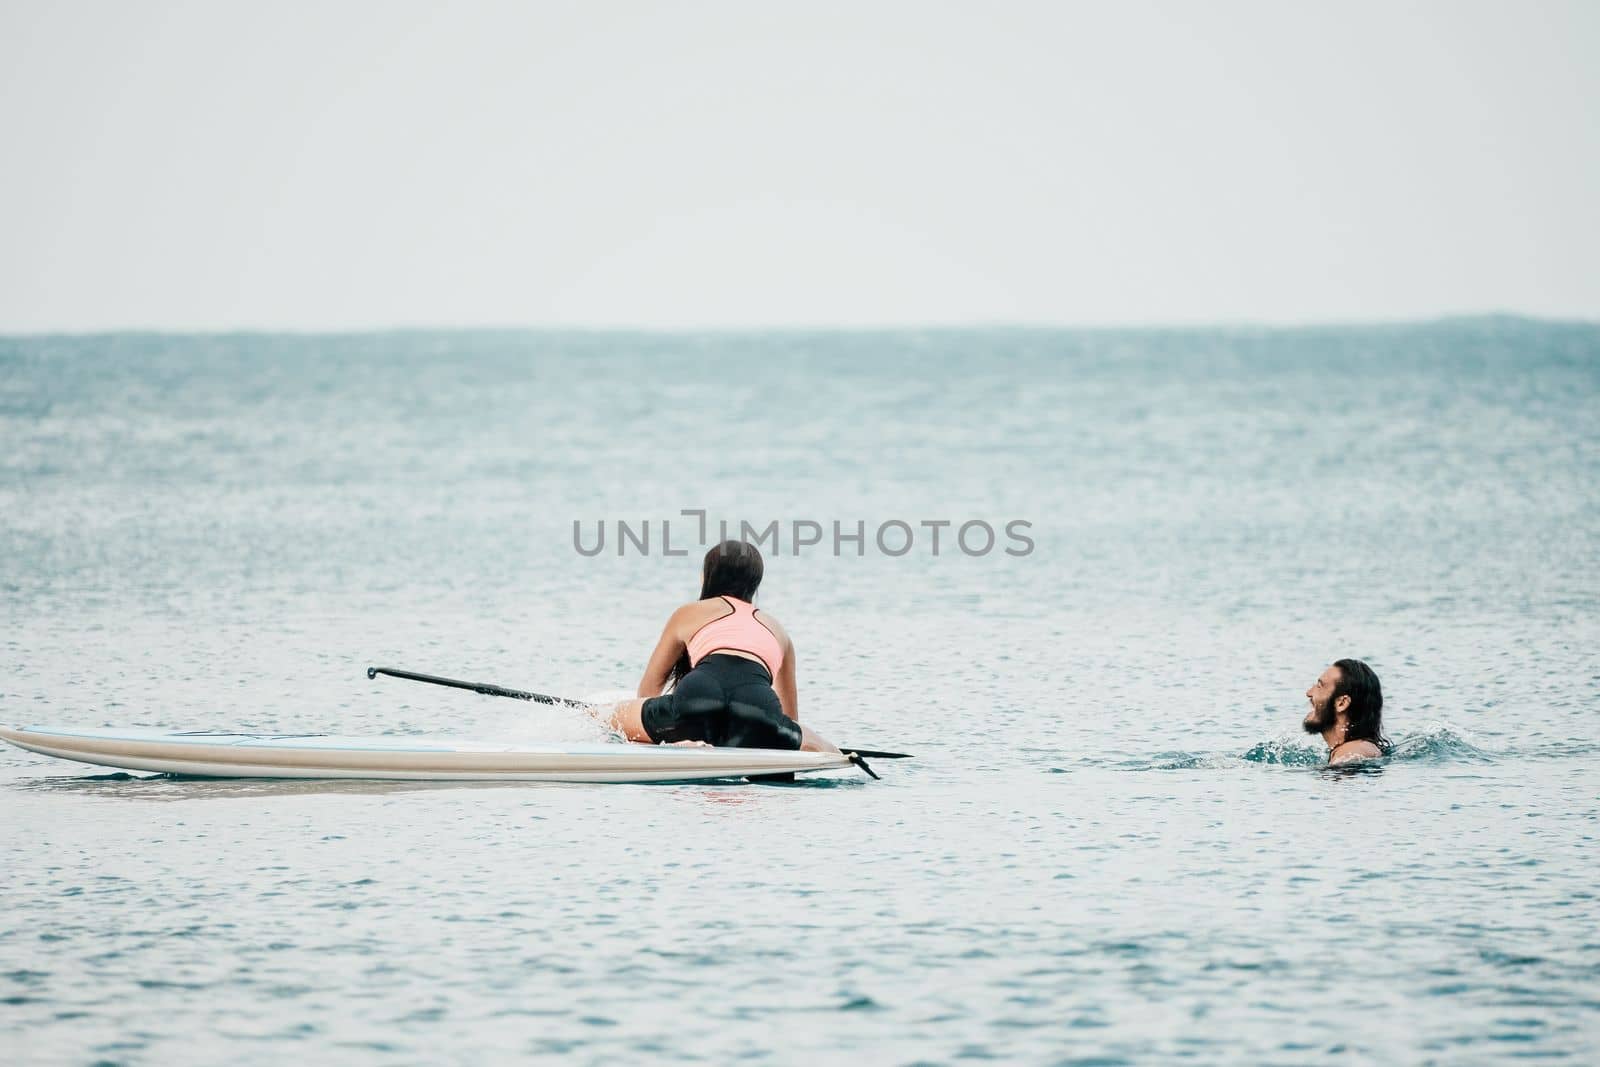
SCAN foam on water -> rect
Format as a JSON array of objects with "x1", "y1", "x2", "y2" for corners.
[{"x1": 1116, "y1": 721, "x2": 1499, "y2": 771}]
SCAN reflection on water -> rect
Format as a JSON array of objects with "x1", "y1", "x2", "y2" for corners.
[
  {"x1": 1315, "y1": 761, "x2": 1387, "y2": 780},
  {"x1": 18, "y1": 770, "x2": 869, "y2": 801},
  {"x1": 21, "y1": 772, "x2": 540, "y2": 801}
]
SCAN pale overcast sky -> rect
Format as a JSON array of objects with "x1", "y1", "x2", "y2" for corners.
[{"x1": 1, "y1": 0, "x2": 1596, "y2": 331}]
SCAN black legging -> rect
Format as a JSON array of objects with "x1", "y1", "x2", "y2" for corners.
[{"x1": 640, "y1": 654, "x2": 801, "y2": 750}]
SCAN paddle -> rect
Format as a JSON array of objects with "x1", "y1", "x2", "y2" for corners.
[
  {"x1": 367, "y1": 666, "x2": 588, "y2": 707},
  {"x1": 366, "y1": 665, "x2": 913, "y2": 762}
]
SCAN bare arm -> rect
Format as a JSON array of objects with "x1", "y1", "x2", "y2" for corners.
[
  {"x1": 636, "y1": 606, "x2": 690, "y2": 698},
  {"x1": 776, "y1": 637, "x2": 798, "y2": 721}
]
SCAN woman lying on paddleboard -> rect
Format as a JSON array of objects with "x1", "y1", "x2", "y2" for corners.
[{"x1": 609, "y1": 540, "x2": 840, "y2": 753}]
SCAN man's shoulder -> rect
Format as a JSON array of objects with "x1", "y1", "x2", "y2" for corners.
[{"x1": 1329, "y1": 739, "x2": 1384, "y2": 764}]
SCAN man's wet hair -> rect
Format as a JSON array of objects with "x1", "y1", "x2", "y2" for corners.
[{"x1": 1333, "y1": 658, "x2": 1386, "y2": 748}]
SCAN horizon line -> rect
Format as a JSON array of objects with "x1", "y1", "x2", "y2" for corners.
[{"x1": 2, "y1": 310, "x2": 1597, "y2": 340}]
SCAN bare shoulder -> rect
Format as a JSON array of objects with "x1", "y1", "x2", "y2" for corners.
[
  {"x1": 669, "y1": 598, "x2": 723, "y2": 632},
  {"x1": 684, "y1": 597, "x2": 737, "y2": 613},
  {"x1": 1329, "y1": 739, "x2": 1384, "y2": 765}
]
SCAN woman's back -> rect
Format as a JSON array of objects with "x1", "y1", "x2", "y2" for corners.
[{"x1": 684, "y1": 596, "x2": 785, "y2": 677}]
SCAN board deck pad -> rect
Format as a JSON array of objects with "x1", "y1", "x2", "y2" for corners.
[{"x1": 0, "y1": 725, "x2": 855, "y2": 783}]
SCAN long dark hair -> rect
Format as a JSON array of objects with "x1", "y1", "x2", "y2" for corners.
[
  {"x1": 667, "y1": 541, "x2": 766, "y2": 689},
  {"x1": 1333, "y1": 658, "x2": 1387, "y2": 749}
]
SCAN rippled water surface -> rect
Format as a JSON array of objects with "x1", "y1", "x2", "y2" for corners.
[{"x1": 4, "y1": 322, "x2": 1599, "y2": 1062}]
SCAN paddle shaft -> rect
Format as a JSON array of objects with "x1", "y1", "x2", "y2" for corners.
[
  {"x1": 366, "y1": 665, "x2": 911, "y2": 760},
  {"x1": 366, "y1": 666, "x2": 587, "y2": 708}
]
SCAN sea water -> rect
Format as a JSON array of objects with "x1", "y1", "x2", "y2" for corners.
[{"x1": 2, "y1": 320, "x2": 1598, "y2": 1062}]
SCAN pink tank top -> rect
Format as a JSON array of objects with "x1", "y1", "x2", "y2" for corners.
[{"x1": 687, "y1": 597, "x2": 784, "y2": 677}]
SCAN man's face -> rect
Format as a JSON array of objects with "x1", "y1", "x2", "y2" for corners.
[{"x1": 1303, "y1": 665, "x2": 1344, "y2": 735}]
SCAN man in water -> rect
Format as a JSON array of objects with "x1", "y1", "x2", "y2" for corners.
[{"x1": 1304, "y1": 658, "x2": 1388, "y2": 764}]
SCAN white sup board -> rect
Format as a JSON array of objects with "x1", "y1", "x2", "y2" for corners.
[{"x1": 0, "y1": 724, "x2": 855, "y2": 783}]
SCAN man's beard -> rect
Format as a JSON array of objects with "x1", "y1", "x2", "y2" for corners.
[{"x1": 1303, "y1": 696, "x2": 1337, "y2": 735}]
